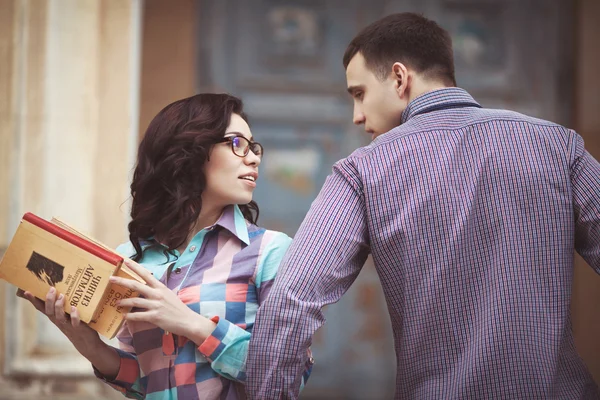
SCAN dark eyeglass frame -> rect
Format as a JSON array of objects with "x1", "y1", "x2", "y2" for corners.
[{"x1": 219, "y1": 134, "x2": 264, "y2": 159}]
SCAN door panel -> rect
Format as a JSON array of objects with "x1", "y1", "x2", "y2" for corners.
[{"x1": 197, "y1": 1, "x2": 572, "y2": 398}]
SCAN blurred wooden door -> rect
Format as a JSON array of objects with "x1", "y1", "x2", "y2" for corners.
[{"x1": 198, "y1": 0, "x2": 575, "y2": 398}]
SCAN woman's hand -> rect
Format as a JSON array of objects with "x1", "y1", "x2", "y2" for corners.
[
  {"x1": 111, "y1": 259, "x2": 216, "y2": 344},
  {"x1": 17, "y1": 287, "x2": 103, "y2": 356}
]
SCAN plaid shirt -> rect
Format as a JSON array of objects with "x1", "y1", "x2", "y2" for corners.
[
  {"x1": 94, "y1": 205, "x2": 311, "y2": 399},
  {"x1": 246, "y1": 88, "x2": 600, "y2": 399}
]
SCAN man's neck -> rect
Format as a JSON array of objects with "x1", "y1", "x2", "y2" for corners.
[{"x1": 408, "y1": 78, "x2": 450, "y2": 103}]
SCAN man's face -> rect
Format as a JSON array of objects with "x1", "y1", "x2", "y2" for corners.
[{"x1": 346, "y1": 52, "x2": 405, "y2": 141}]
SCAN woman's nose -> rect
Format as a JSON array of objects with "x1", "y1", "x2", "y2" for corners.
[{"x1": 245, "y1": 149, "x2": 261, "y2": 165}]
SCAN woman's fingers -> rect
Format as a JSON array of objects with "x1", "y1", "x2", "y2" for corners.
[
  {"x1": 117, "y1": 297, "x2": 154, "y2": 310},
  {"x1": 123, "y1": 259, "x2": 160, "y2": 288},
  {"x1": 45, "y1": 287, "x2": 57, "y2": 316},
  {"x1": 123, "y1": 310, "x2": 154, "y2": 323},
  {"x1": 110, "y1": 276, "x2": 153, "y2": 297},
  {"x1": 18, "y1": 289, "x2": 81, "y2": 330},
  {"x1": 54, "y1": 293, "x2": 68, "y2": 324},
  {"x1": 70, "y1": 306, "x2": 81, "y2": 328}
]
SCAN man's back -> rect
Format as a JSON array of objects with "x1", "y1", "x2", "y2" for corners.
[
  {"x1": 353, "y1": 88, "x2": 599, "y2": 398},
  {"x1": 246, "y1": 88, "x2": 600, "y2": 399}
]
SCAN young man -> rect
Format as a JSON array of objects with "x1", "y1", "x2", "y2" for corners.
[{"x1": 246, "y1": 13, "x2": 600, "y2": 399}]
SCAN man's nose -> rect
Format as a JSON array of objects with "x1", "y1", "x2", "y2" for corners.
[{"x1": 353, "y1": 107, "x2": 365, "y2": 125}]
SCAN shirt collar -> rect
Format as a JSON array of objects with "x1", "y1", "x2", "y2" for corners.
[
  {"x1": 147, "y1": 205, "x2": 251, "y2": 249},
  {"x1": 213, "y1": 204, "x2": 251, "y2": 246},
  {"x1": 400, "y1": 87, "x2": 482, "y2": 124}
]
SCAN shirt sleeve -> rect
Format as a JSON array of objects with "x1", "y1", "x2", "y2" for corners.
[
  {"x1": 93, "y1": 243, "x2": 146, "y2": 398},
  {"x1": 245, "y1": 160, "x2": 371, "y2": 399},
  {"x1": 197, "y1": 232, "x2": 315, "y2": 386},
  {"x1": 93, "y1": 322, "x2": 146, "y2": 399},
  {"x1": 571, "y1": 131, "x2": 600, "y2": 272},
  {"x1": 197, "y1": 315, "x2": 250, "y2": 382}
]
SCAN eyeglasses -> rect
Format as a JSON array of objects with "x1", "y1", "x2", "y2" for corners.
[{"x1": 219, "y1": 134, "x2": 263, "y2": 159}]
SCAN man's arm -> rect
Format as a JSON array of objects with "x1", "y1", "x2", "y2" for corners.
[
  {"x1": 246, "y1": 160, "x2": 370, "y2": 399},
  {"x1": 572, "y1": 132, "x2": 600, "y2": 272}
]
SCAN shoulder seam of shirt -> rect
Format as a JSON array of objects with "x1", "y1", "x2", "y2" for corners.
[
  {"x1": 334, "y1": 159, "x2": 364, "y2": 196},
  {"x1": 347, "y1": 116, "x2": 572, "y2": 162},
  {"x1": 569, "y1": 129, "x2": 586, "y2": 179}
]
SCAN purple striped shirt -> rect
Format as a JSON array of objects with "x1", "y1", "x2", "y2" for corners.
[{"x1": 246, "y1": 88, "x2": 600, "y2": 399}]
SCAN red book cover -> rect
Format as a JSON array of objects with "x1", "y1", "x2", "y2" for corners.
[{"x1": 22, "y1": 212, "x2": 123, "y2": 266}]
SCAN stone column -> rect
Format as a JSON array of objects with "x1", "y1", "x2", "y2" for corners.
[{"x1": 0, "y1": 0, "x2": 141, "y2": 398}]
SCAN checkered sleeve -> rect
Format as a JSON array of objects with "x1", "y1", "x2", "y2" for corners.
[
  {"x1": 571, "y1": 131, "x2": 600, "y2": 272},
  {"x1": 198, "y1": 315, "x2": 251, "y2": 382},
  {"x1": 93, "y1": 322, "x2": 146, "y2": 399},
  {"x1": 197, "y1": 232, "x2": 316, "y2": 386}
]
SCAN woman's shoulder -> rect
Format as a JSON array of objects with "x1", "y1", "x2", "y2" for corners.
[
  {"x1": 265, "y1": 230, "x2": 292, "y2": 248},
  {"x1": 115, "y1": 241, "x2": 137, "y2": 258},
  {"x1": 246, "y1": 223, "x2": 292, "y2": 248},
  {"x1": 256, "y1": 230, "x2": 293, "y2": 266},
  {"x1": 114, "y1": 239, "x2": 157, "y2": 259},
  {"x1": 252, "y1": 229, "x2": 293, "y2": 283},
  {"x1": 115, "y1": 240, "x2": 174, "y2": 279}
]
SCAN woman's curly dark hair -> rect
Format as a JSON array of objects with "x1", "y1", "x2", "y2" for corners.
[{"x1": 128, "y1": 93, "x2": 259, "y2": 260}]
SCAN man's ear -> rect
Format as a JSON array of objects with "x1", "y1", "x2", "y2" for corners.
[{"x1": 392, "y1": 62, "x2": 409, "y2": 98}]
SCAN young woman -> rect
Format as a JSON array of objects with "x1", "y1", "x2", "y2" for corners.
[{"x1": 18, "y1": 93, "x2": 312, "y2": 399}]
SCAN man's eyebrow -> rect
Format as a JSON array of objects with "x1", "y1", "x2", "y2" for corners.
[{"x1": 347, "y1": 85, "x2": 363, "y2": 95}]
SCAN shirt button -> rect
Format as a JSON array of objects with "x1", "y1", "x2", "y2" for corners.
[
  {"x1": 189, "y1": 246, "x2": 196, "y2": 252},
  {"x1": 174, "y1": 267, "x2": 182, "y2": 274}
]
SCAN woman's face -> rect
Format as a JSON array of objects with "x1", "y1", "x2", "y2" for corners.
[{"x1": 203, "y1": 113, "x2": 262, "y2": 209}]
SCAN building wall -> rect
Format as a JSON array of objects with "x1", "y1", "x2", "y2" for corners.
[{"x1": 138, "y1": 0, "x2": 196, "y2": 140}]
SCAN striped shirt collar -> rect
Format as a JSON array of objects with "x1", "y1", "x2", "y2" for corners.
[
  {"x1": 401, "y1": 87, "x2": 482, "y2": 124},
  {"x1": 214, "y1": 204, "x2": 251, "y2": 246},
  {"x1": 141, "y1": 204, "x2": 251, "y2": 252}
]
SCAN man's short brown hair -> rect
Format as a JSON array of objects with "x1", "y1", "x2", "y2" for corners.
[{"x1": 343, "y1": 13, "x2": 456, "y2": 86}]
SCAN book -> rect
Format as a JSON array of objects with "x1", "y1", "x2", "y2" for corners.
[{"x1": 0, "y1": 212, "x2": 144, "y2": 339}]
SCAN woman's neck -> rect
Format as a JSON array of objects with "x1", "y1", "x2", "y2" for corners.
[{"x1": 176, "y1": 203, "x2": 224, "y2": 253}]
